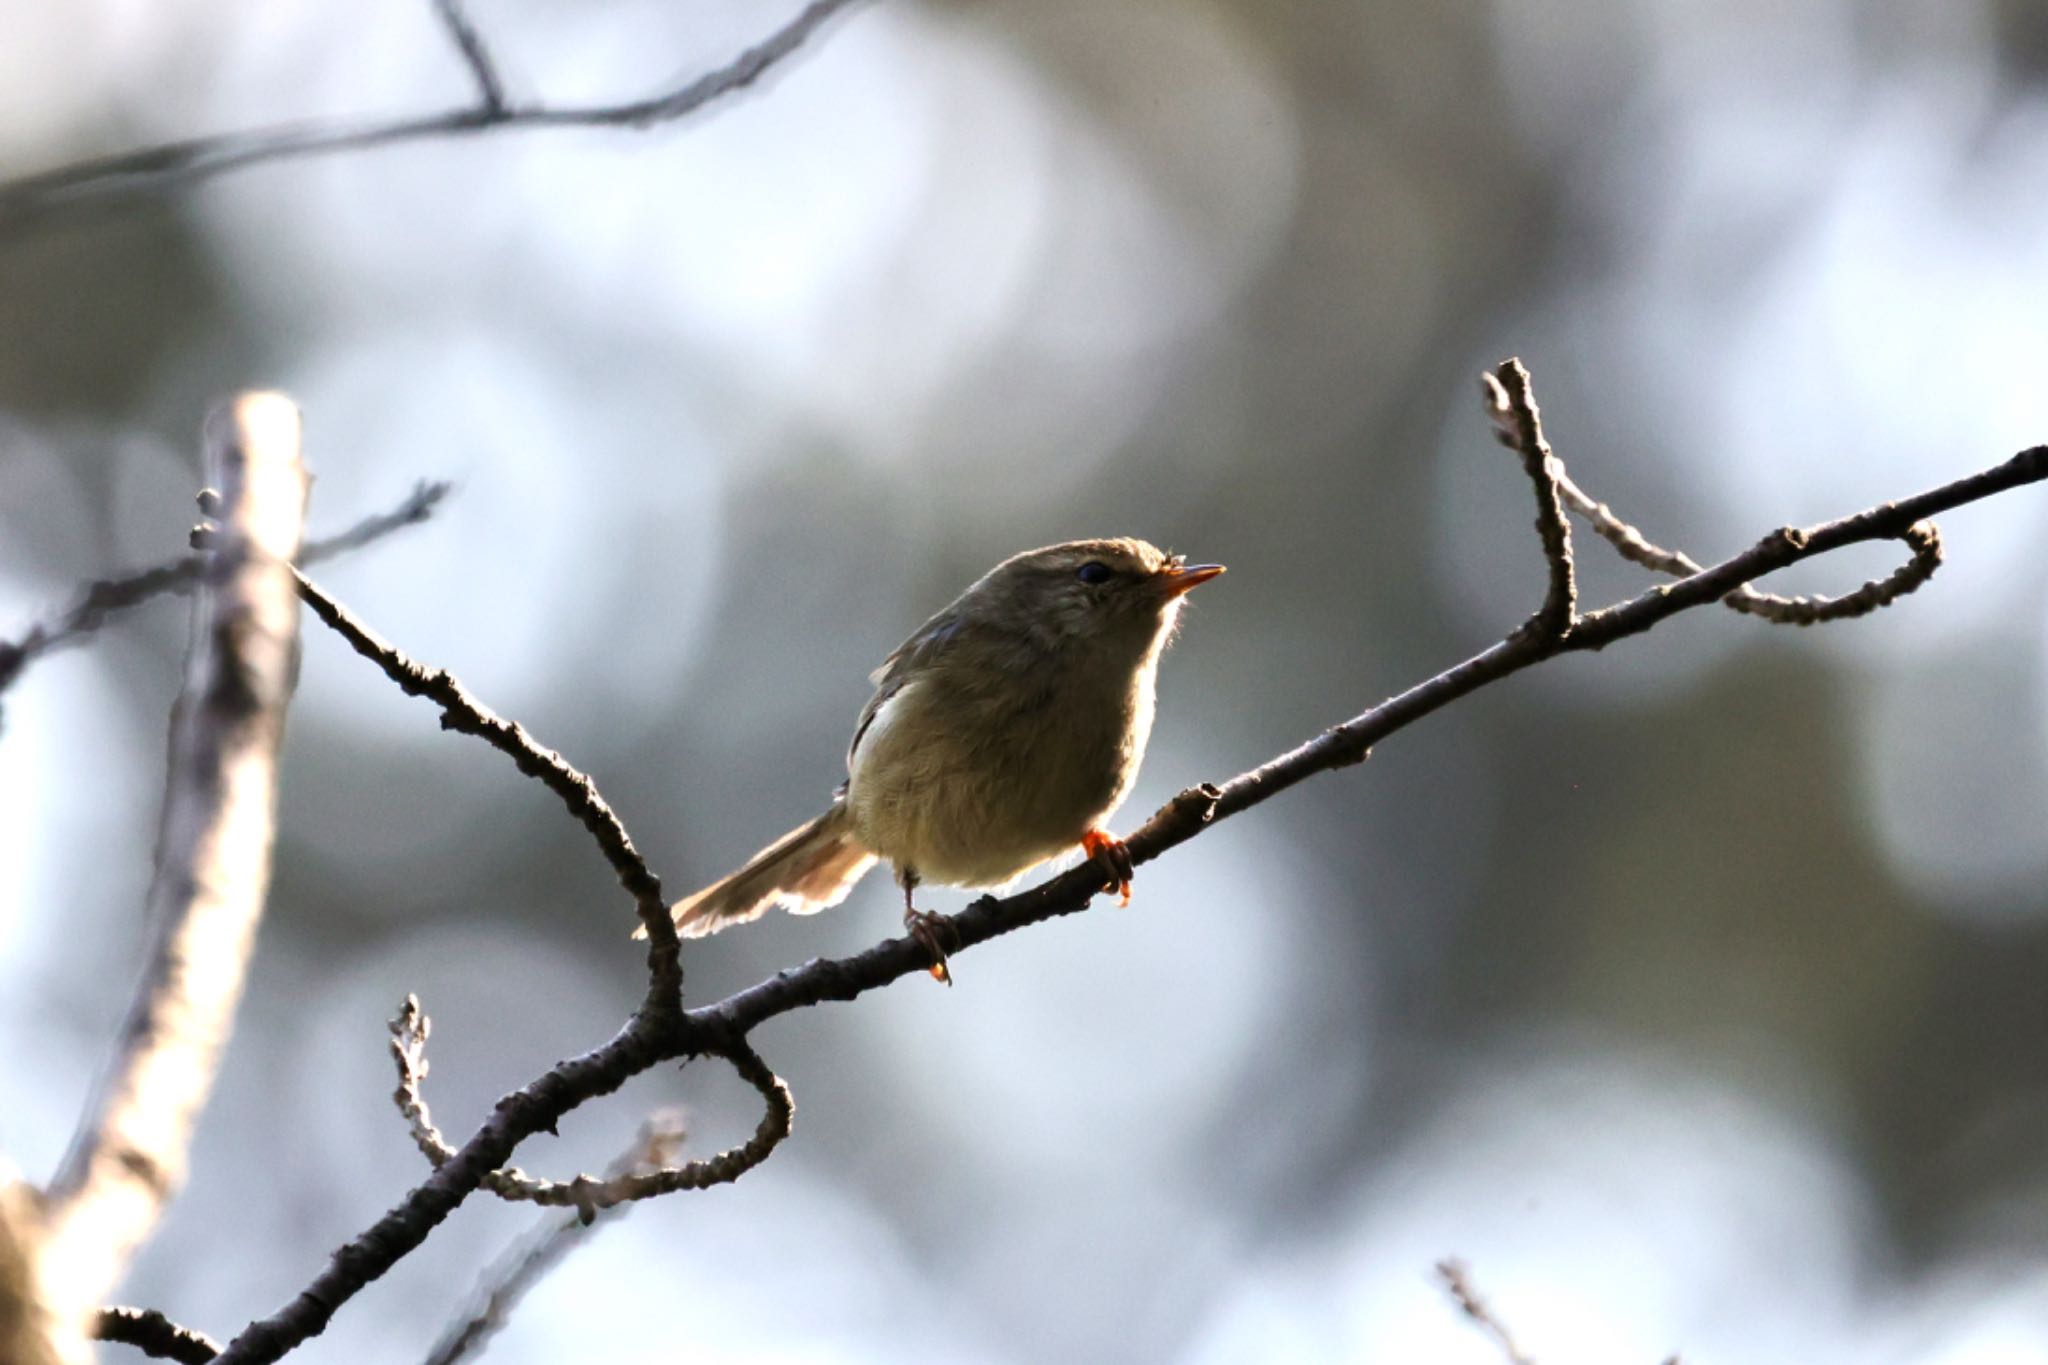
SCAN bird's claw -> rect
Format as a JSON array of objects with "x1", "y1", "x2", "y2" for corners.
[
  {"x1": 1082, "y1": 828, "x2": 1133, "y2": 906},
  {"x1": 904, "y1": 907, "x2": 956, "y2": 986}
]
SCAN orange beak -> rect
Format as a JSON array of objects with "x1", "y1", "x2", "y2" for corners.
[{"x1": 1160, "y1": 562, "x2": 1226, "y2": 597}]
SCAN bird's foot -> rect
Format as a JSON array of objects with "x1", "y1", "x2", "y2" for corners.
[
  {"x1": 904, "y1": 907, "x2": 955, "y2": 986},
  {"x1": 1082, "y1": 828, "x2": 1133, "y2": 907}
]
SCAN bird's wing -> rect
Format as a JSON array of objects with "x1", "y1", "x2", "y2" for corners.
[{"x1": 848, "y1": 610, "x2": 962, "y2": 775}]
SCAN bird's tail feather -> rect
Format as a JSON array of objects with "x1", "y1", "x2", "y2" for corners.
[{"x1": 643, "y1": 803, "x2": 877, "y2": 940}]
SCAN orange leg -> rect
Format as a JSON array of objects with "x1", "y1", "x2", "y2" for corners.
[
  {"x1": 1082, "y1": 828, "x2": 1134, "y2": 907},
  {"x1": 900, "y1": 875, "x2": 954, "y2": 986}
]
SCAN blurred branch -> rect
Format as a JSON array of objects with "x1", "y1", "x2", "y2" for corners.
[
  {"x1": 0, "y1": 479, "x2": 450, "y2": 734},
  {"x1": 290, "y1": 570, "x2": 682, "y2": 997},
  {"x1": 0, "y1": 1175, "x2": 60, "y2": 1365},
  {"x1": 1436, "y1": 1259, "x2": 1535, "y2": 1365},
  {"x1": 429, "y1": 0, "x2": 507, "y2": 116},
  {"x1": 0, "y1": 0, "x2": 867, "y2": 231},
  {"x1": 36, "y1": 396, "x2": 307, "y2": 1354},
  {"x1": 213, "y1": 362, "x2": 2048, "y2": 1363},
  {"x1": 93, "y1": 1306, "x2": 220, "y2": 1363},
  {"x1": 421, "y1": 1110, "x2": 687, "y2": 1365}
]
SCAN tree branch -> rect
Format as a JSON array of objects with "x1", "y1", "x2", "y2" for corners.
[
  {"x1": 1483, "y1": 358, "x2": 1576, "y2": 640},
  {"x1": 93, "y1": 1306, "x2": 220, "y2": 1364},
  {"x1": 388, "y1": 998, "x2": 788, "y2": 1219},
  {"x1": 428, "y1": 0, "x2": 507, "y2": 116},
  {"x1": 0, "y1": 479, "x2": 449, "y2": 733},
  {"x1": 212, "y1": 362, "x2": 2048, "y2": 1363},
  {"x1": 290, "y1": 571, "x2": 682, "y2": 1004},
  {"x1": 35, "y1": 395, "x2": 307, "y2": 1354},
  {"x1": 1552, "y1": 455, "x2": 1943, "y2": 623},
  {"x1": 0, "y1": 0, "x2": 868, "y2": 231}
]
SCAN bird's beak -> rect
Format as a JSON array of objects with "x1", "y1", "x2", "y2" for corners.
[{"x1": 1160, "y1": 563, "x2": 1226, "y2": 597}]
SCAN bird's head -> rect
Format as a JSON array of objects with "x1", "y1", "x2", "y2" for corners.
[{"x1": 968, "y1": 537, "x2": 1226, "y2": 660}]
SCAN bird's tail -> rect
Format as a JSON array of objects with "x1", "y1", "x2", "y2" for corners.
[{"x1": 640, "y1": 802, "x2": 878, "y2": 940}]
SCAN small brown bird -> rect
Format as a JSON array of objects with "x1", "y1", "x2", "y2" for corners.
[{"x1": 659, "y1": 537, "x2": 1224, "y2": 980}]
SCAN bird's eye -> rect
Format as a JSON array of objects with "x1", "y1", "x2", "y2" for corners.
[{"x1": 1076, "y1": 561, "x2": 1114, "y2": 586}]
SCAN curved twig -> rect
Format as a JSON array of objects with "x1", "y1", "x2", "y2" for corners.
[
  {"x1": 1552, "y1": 461, "x2": 1944, "y2": 623},
  {"x1": 293, "y1": 572, "x2": 682, "y2": 1003},
  {"x1": 481, "y1": 1043, "x2": 791, "y2": 1221},
  {"x1": 389, "y1": 997, "x2": 789, "y2": 1220}
]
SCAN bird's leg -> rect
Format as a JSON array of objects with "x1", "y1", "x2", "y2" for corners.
[
  {"x1": 1082, "y1": 828, "x2": 1134, "y2": 906},
  {"x1": 899, "y1": 870, "x2": 954, "y2": 986}
]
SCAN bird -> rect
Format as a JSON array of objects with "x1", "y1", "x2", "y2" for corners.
[{"x1": 654, "y1": 537, "x2": 1225, "y2": 982}]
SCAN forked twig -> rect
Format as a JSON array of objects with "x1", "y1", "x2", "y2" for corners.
[{"x1": 0, "y1": 480, "x2": 449, "y2": 730}]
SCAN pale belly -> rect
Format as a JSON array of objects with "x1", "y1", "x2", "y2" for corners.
[{"x1": 844, "y1": 672, "x2": 1151, "y2": 887}]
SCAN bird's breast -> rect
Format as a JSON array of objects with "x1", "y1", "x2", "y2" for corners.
[{"x1": 845, "y1": 655, "x2": 1158, "y2": 887}]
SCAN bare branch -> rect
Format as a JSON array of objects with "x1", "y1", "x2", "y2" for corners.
[
  {"x1": 1436, "y1": 1260, "x2": 1535, "y2": 1365},
  {"x1": 421, "y1": 1111, "x2": 686, "y2": 1365},
  {"x1": 213, "y1": 365, "x2": 2048, "y2": 1364},
  {"x1": 298, "y1": 479, "x2": 452, "y2": 566},
  {"x1": 36, "y1": 396, "x2": 307, "y2": 1351},
  {"x1": 390, "y1": 997, "x2": 788, "y2": 1216},
  {"x1": 291, "y1": 571, "x2": 681, "y2": 1000},
  {"x1": 389, "y1": 996, "x2": 460, "y2": 1172},
  {"x1": 429, "y1": 0, "x2": 507, "y2": 116},
  {"x1": 478, "y1": 1043, "x2": 790, "y2": 1218},
  {"x1": 93, "y1": 1306, "x2": 219, "y2": 1363},
  {"x1": 1552, "y1": 456, "x2": 1943, "y2": 623},
  {"x1": 1483, "y1": 358, "x2": 1576, "y2": 640},
  {"x1": 0, "y1": 479, "x2": 450, "y2": 731},
  {"x1": 0, "y1": 0, "x2": 867, "y2": 230}
]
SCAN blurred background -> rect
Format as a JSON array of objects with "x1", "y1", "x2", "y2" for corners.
[{"x1": 5, "y1": 0, "x2": 2048, "y2": 1360}]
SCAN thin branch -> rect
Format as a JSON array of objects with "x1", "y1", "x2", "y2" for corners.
[
  {"x1": 93, "y1": 1306, "x2": 220, "y2": 1364},
  {"x1": 290, "y1": 571, "x2": 682, "y2": 1002},
  {"x1": 390, "y1": 997, "x2": 789, "y2": 1217},
  {"x1": 1436, "y1": 1259, "x2": 1535, "y2": 1365},
  {"x1": 0, "y1": 479, "x2": 450, "y2": 728},
  {"x1": 36, "y1": 395, "x2": 307, "y2": 1351},
  {"x1": 298, "y1": 479, "x2": 452, "y2": 565},
  {"x1": 389, "y1": 996, "x2": 460, "y2": 1172},
  {"x1": 1483, "y1": 359, "x2": 1576, "y2": 640},
  {"x1": 429, "y1": 0, "x2": 507, "y2": 116},
  {"x1": 421, "y1": 1111, "x2": 686, "y2": 1365},
  {"x1": 0, "y1": 0, "x2": 868, "y2": 230},
  {"x1": 214, "y1": 364, "x2": 2048, "y2": 1364},
  {"x1": 1554, "y1": 459, "x2": 1943, "y2": 623},
  {"x1": 478, "y1": 1043, "x2": 789, "y2": 1218}
]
